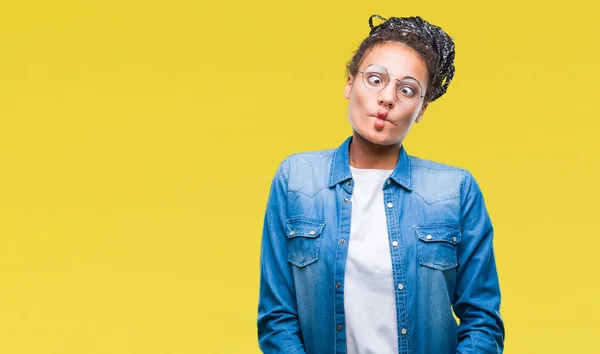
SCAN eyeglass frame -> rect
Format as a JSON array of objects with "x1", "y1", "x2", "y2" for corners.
[{"x1": 357, "y1": 64, "x2": 425, "y2": 106}]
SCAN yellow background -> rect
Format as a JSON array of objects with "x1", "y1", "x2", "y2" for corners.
[{"x1": 1, "y1": 0, "x2": 598, "y2": 353}]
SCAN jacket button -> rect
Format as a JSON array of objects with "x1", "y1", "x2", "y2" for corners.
[
  {"x1": 387, "y1": 202, "x2": 393, "y2": 208},
  {"x1": 426, "y1": 235, "x2": 433, "y2": 240},
  {"x1": 401, "y1": 328, "x2": 407, "y2": 335},
  {"x1": 337, "y1": 325, "x2": 343, "y2": 332},
  {"x1": 339, "y1": 239, "x2": 345, "y2": 245},
  {"x1": 392, "y1": 241, "x2": 398, "y2": 247},
  {"x1": 335, "y1": 282, "x2": 341, "y2": 288},
  {"x1": 343, "y1": 198, "x2": 349, "y2": 203}
]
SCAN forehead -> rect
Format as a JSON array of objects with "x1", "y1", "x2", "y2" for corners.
[{"x1": 360, "y1": 42, "x2": 428, "y2": 84}]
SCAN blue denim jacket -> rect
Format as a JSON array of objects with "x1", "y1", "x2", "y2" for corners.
[{"x1": 257, "y1": 137, "x2": 504, "y2": 354}]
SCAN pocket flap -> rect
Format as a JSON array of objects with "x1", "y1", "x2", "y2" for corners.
[
  {"x1": 415, "y1": 225, "x2": 461, "y2": 244},
  {"x1": 286, "y1": 218, "x2": 325, "y2": 238}
]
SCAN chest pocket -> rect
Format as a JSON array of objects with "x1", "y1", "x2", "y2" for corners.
[
  {"x1": 286, "y1": 218, "x2": 325, "y2": 267},
  {"x1": 415, "y1": 225, "x2": 461, "y2": 271}
]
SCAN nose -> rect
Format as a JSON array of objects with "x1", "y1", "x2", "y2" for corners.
[{"x1": 378, "y1": 82, "x2": 395, "y2": 109}]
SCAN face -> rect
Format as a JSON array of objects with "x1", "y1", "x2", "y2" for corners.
[{"x1": 344, "y1": 42, "x2": 429, "y2": 146}]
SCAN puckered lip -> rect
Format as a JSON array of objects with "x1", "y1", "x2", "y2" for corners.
[
  {"x1": 369, "y1": 110, "x2": 397, "y2": 127},
  {"x1": 376, "y1": 110, "x2": 389, "y2": 120}
]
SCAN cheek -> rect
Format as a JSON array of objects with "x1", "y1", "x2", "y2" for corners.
[
  {"x1": 389, "y1": 105, "x2": 422, "y2": 128},
  {"x1": 349, "y1": 87, "x2": 370, "y2": 111}
]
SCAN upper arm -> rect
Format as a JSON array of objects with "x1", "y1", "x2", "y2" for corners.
[{"x1": 454, "y1": 171, "x2": 505, "y2": 353}]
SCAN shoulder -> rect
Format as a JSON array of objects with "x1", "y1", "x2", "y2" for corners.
[
  {"x1": 408, "y1": 155, "x2": 473, "y2": 204},
  {"x1": 409, "y1": 155, "x2": 468, "y2": 176},
  {"x1": 276, "y1": 148, "x2": 336, "y2": 197},
  {"x1": 283, "y1": 148, "x2": 335, "y2": 169}
]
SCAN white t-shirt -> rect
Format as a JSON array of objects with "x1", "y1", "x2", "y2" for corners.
[{"x1": 345, "y1": 166, "x2": 398, "y2": 354}]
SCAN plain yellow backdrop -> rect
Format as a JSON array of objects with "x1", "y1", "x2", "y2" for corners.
[{"x1": 1, "y1": 0, "x2": 599, "y2": 353}]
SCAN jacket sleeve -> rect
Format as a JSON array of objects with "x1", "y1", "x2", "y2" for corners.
[
  {"x1": 454, "y1": 171, "x2": 505, "y2": 354},
  {"x1": 257, "y1": 160, "x2": 306, "y2": 354}
]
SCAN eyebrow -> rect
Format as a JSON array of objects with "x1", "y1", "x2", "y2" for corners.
[
  {"x1": 364, "y1": 64, "x2": 423, "y2": 85},
  {"x1": 399, "y1": 76, "x2": 424, "y2": 89},
  {"x1": 400, "y1": 76, "x2": 420, "y2": 83}
]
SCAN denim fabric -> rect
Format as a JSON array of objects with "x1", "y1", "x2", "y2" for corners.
[{"x1": 258, "y1": 137, "x2": 504, "y2": 354}]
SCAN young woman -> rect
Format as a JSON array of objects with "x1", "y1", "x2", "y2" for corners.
[{"x1": 257, "y1": 15, "x2": 505, "y2": 354}]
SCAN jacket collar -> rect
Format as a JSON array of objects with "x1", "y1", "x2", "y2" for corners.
[{"x1": 328, "y1": 136, "x2": 413, "y2": 190}]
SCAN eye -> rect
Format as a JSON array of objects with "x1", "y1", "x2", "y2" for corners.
[
  {"x1": 399, "y1": 86, "x2": 416, "y2": 97},
  {"x1": 366, "y1": 73, "x2": 385, "y2": 87}
]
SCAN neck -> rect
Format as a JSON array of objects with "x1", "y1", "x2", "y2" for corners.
[{"x1": 349, "y1": 132, "x2": 401, "y2": 170}]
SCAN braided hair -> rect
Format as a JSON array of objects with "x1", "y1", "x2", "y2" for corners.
[{"x1": 346, "y1": 15, "x2": 456, "y2": 103}]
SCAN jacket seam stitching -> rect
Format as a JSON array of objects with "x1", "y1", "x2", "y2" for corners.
[{"x1": 412, "y1": 189, "x2": 460, "y2": 205}]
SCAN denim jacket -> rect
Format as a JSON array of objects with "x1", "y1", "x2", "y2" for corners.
[{"x1": 257, "y1": 137, "x2": 504, "y2": 354}]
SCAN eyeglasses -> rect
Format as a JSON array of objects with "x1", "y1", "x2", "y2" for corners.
[{"x1": 357, "y1": 64, "x2": 424, "y2": 106}]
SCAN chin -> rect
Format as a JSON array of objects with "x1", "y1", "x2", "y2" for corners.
[{"x1": 355, "y1": 128, "x2": 400, "y2": 146}]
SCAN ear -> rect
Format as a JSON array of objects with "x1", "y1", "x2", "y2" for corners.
[
  {"x1": 344, "y1": 75, "x2": 354, "y2": 99},
  {"x1": 415, "y1": 102, "x2": 428, "y2": 123}
]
